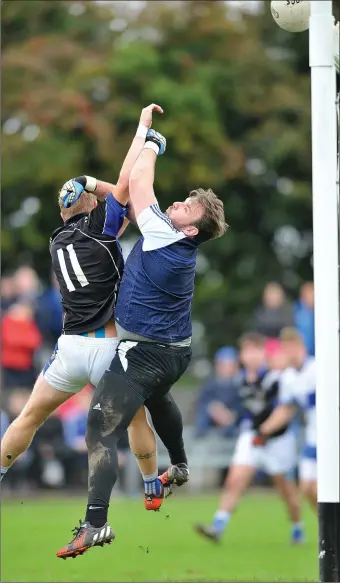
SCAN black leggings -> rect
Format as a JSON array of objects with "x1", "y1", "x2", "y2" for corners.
[
  {"x1": 85, "y1": 341, "x2": 191, "y2": 508},
  {"x1": 145, "y1": 391, "x2": 187, "y2": 466}
]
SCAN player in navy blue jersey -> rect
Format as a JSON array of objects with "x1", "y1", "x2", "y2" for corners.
[{"x1": 56, "y1": 124, "x2": 228, "y2": 559}]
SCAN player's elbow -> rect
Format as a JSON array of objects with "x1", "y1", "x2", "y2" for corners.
[
  {"x1": 129, "y1": 167, "x2": 145, "y2": 194},
  {"x1": 129, "y1": 171, "x2": 138, "y2": 189},
  {"x1": 116, "y1": 169, "x2": 129, "y2": 193}
]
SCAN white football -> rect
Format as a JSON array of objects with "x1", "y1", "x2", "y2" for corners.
[{"x1": 270, "y1": 1, "x2": 310, "y2": 33}]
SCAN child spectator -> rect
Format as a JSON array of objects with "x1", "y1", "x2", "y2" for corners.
[{"x1": 1, "y1": 302, "x2": 42, "y2": 389}]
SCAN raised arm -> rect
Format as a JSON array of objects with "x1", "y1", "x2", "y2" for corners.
[
  {"x1": 128, "y1": 130, "x2": 187, "y2": 251},
  {"x1": 95, "y1": 104, "x2": 164, "y2": 206},
  {"x1": 129, "y1": 130, "x2": 166, "y2": 217},
  {"x1": 114, "y1": 106, "x2": 163, "y2": 205},
  {"x1": 59, "y1": 104, "x2": 163, "y2": 209}
]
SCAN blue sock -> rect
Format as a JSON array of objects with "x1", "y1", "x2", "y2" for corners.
[
  {"x1": 143, "y1": 472, "x2": 162, "y2": 496},
  {"x1": 291, "y1": 522, "x2": 304, "y2": 539},
  {"x1": 213, "y1": 510, "x2": 231, "y2": 534}
]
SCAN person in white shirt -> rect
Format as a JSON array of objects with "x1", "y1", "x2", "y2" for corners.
[{"x1": 259, "y1": 328, "x2": 317, "y2": 511}]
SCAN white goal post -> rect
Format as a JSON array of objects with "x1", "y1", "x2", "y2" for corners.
[{"x1": 309, "y1": 2, "x2": 340, "y2": 581}]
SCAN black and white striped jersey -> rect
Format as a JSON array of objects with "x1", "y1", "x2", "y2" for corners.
[
  {"x1": 239, "y1": 369, "x2": 290, "y2": 438},
  {"x1": 50, "y1": 195, "x2": 126, "y2": 334}
]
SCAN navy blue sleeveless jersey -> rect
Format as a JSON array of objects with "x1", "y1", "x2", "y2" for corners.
[{"x1": 115, "y1": 203, "x2": 198, "y2": 342}]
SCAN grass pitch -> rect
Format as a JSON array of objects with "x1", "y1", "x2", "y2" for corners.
[{"x1": 1, "y1": 493, "x2": 317, "y2": 582}]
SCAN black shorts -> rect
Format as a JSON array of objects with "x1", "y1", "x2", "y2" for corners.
[{"x1": 109, "y1": 341, "x2": 192, "y2": 402}]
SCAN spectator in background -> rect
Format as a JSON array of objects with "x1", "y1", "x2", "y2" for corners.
[
  {"x1": 30, "y1": 410, "x2": 75, "y2": 489},
  {"x1": 251, "y1": 282, "x2": 294, "y2": 339},
  {"x1": 1, "y1": 302, "x2": 42, "y2": 389},
  {"x1": 13, "y1": 265, "x2": 40, "y2": 303},
  {"x1": 194, "y1": 347, "x2": 243, "y2": 438},
  {"x1": 35, "y1": 271, "x2": 62, "y2": 347},
  {"x1": 0, "y1": 274, "x2": 16, "y2": 313},
  {"x1": 294, "y1": 282, "x2": 314, "y2": 356},
  {"x1": 4, "y1": 388, "x2": 83, "y2": 489}
]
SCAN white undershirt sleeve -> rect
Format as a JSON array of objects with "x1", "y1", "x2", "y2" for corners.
[{"x1": 137, "y1": 204, "x2": 185, "y2": 251}]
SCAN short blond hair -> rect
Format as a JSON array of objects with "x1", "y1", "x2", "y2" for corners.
[
  {"x1": 280, "y1": 327, "x2": 304, "y2": 344},
  {"x1": 188, "y1": 188, "x2": 228, "y2": 242},
  {"x1": 58, "y1": 191, "x2": 96, "y2": 221},
  {"x1": 238, "y1": 331, "x2": 266, "y2": 348}
]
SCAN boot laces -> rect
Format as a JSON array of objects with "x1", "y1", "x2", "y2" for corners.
[{"x1": 70, "y1": 520, "x2": 85, "y2": 541}]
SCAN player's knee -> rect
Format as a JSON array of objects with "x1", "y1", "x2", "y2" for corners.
[
  {"x1": 85, "y1": 408, "x2": 103, "y2": 449},
  {"x1": 129, "y1": 406, "x2": 147, "y2": 430},
  {"x1": 86, "y1": 401, "x2": 122, "y2": 449},
  {"x1": 15, "y1": 403, "x2": 45, "y2": 430},
  {"x1": 226, "y1": 469, "x2": 247, "y2": 493}
]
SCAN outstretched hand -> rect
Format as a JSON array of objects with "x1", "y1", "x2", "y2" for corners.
[{"x1": 140, "y1": 103, "x2": 164, "y2": 129}]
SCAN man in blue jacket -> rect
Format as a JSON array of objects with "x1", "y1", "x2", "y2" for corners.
[
  {"x1": 195, "y1": 347, "x2": 243, "y2": 439},
  {"x1": 294, "y1": 282, "x2": 314, "y2": 356}
]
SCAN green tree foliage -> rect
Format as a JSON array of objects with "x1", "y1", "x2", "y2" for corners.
[{"x1": 2, "y1": 0, "x2": 318, "y2": 352}]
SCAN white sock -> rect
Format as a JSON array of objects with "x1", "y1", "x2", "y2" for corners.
[
  {"x1": 0, "y1": 467, "x2": 9, "y2": 482},
  {"x1": 213, "y1": 510, "x2": 231, "y2": 533},
  {"x1": 214, "y1": 510, "x2": 230, "y2": 521},
  {"x1": 142, "y1": 471, "x2": 158, "y2": 482}
]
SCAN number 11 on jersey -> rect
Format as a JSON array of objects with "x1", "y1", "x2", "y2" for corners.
[{"x1": 57, "y1": 244, "x2": 89, "y2": 292}]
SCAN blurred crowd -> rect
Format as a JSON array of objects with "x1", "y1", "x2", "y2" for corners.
[
  {"x1": 1, "y1": 266, "x2": 62, "y2": 389},
  {"x1": 0, "y1": 266, "x2": 128, "y2": 491},
  {"x1": 1, "y1": 269, "x2": 314, "y2": 492},
  {"x1": 194, "y1": 281, "x2": 314, "y2": 441}
]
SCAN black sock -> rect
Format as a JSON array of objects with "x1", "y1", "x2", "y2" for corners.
[
  {"x1": 146, "y1": 392, "x2": 188, "y2": 466},
  {"x1": 85, "y1": 368, "x2": 145, "y2": 528},
  {"x1": 85, "y1": 505, "x2": 108, "y2": 528},
  {"x1": 169, "y1": 444, "x2": 188, "y2": 466}
]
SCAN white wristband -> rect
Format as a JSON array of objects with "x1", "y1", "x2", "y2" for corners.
[
  {"x1": 143, "y1": 141, "x2": 159, "y2": 155},
  {"x1": 84, "y1": 175, "x2": 97, "y2": 192},
  {"x1": 136, "y1": 123, "x2": 148, "y2": 139}
]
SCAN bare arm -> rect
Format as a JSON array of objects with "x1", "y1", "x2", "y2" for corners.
[
  {"x1": 116, "y1": 205, "x2": 137, "y2": 238},
  {"x1": 59, "y1": 103, "x2": 158, "y2": 213},
  {"x1": 126, "y1": 204, "x2": 137, "y2": 225},
  {"x1": 260, "y1": 404, "x2": 295, "y2": 437},
  {"x1": 129, "y1": 148, "x2": 158, "y2": 218},
  {"x1": 117, "y1": 217, "x2": 130, "y2": 239},
  {"x1": 93, "y1": 180, "x2": 116, "y2": 202},
  {"x1": 105, "y1": 135, "x2": 147, "y2": 206},
  {"x1": 207, "y1": 402, "x2": 236, "y2": 427},
  {"x1": 110, "y1": 104, "x2": 163, "y2": 207},
  {"x1": 128, "y1": 132, "x2": 187, "y2": 251}
]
